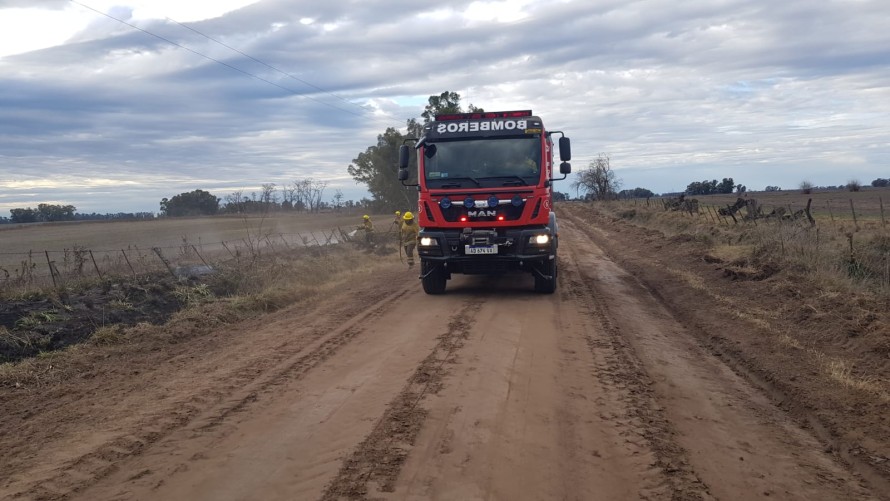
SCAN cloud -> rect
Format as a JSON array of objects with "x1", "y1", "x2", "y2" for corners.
[{"x1": 1, "y1": 0, "x2": 889, "y2": 214}]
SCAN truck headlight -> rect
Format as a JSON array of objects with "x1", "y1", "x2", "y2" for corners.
[
  {"x1": 420, "y1": 237, "x2": 435, "y2": 246},
  {"x1": 534, "y1": 234, "x2": 550, "y2": 245}
]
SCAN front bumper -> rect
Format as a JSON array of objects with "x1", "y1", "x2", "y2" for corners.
[{"x1": 417, "y1": 227, "x2": 555, "y2": 275}]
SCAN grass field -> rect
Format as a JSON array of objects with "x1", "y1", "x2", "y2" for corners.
[{"x1": 0, "y1": 211, "x2": 393, "y2": 290}]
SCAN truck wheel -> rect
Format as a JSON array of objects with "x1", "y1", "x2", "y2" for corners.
[
  {"x1": 534, "y1": 258, "x2": 557, "y2": 294},
  {"x1": 421, "y1": 261, "x2": 447, "y2": 295}
]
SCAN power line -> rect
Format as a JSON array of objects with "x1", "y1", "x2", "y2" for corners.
[
  {"x1": 68, "y1": 1, "x2": 404, "y2": 128},
  {"x1": 164, "y1": 15, "x2": 396, "y2": 120}
]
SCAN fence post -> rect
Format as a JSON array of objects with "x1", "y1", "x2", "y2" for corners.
[
  {"x1": 725, "y1": 205, "x2": 738, "y2": 224},
  {"x1": 221, "y1": 241, "x2": 237, "y2": 259},
  {"x1": 88, "y1": 250, "x2": 103, "y2": 279},
  {"x1": 805, "y1": 198, "x2": 816, "y2": 227},
  {"x1": 279, "y1": 233, "x2": 292, "y2": 250},
  {"x1": 880, "y1": 197, "x2": 886, "y2": 228},
  {"x1": 191, "y1": 245, "x2": 210, "y2": 268},
  {"x1": 827, "y1": 200, "x2": 835, "y2": 222},
  {"x1": 152, "y1": 247, "x2": 178, "y2": 279},
  {"x1": 44, "y1": 250, "x2": 57, "y2": 288},
  {"x1": 121, "y1": 249, "x2": 136, "y2": 277},
  {"x1": 849, "y1": 199, "x2": 859, "y2": 230}
]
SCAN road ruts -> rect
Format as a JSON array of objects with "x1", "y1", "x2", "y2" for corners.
[
  {"x1": 10, "y1": 216, "x2": 882, "y2": 501},
  {"x1": 558, "y1": 212, "x2": 876, "y2": 500}
]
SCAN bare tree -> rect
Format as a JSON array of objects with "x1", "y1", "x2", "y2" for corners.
[
  {"x1": 308, "y1": 179, "x2": 328, "y2": 212},
  {"x1": 291, "y1": 178, "x2": 328, "y2": 212},
  {"x1": 260, "y1": 183, "x2": 278, "y2": 211},
  {"x1": 280, "y1": 184, "x2": 297, "y2": 210},
  {"x1": 225, "y1": 189, "x2": 246, "y2": 213},
  {"x1": 571, "y1": 153, "x2": 621, "y2": 200}
]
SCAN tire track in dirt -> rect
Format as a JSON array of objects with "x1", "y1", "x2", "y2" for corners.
[
  {"x1": 560, "y1": 210, "x2": 877, "y2": 500},
  {"x1": 558, "y1": 228, "x2": 712, "y2": 499},
  {"x1": 320, "y1": 299, "x2": 483, "y2": 499},
  {"x1": 373, "y1": 272, "x2": 681, "y2": 499},
  {"x1": 4, "y1": 273, "x2": 416, "y2": 501},
  {"x1": 568, "y1": 207, "x2": 890, "y2": 496}
]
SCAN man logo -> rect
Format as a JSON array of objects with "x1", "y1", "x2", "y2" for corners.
[{"x1": 467, "y1": 210, "x2": 497, "y2": 217}]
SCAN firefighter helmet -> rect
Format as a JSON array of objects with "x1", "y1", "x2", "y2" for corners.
[
  {"x1": 363, "y1": 215, "x2": 370, "y2": 220},
  {"x1": 403, "y1": 211, "x2": 414, "y2": 221}
]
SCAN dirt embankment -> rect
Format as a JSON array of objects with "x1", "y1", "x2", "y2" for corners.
[
  {"x1": 561, "y1": 203, "x2": 890, "y2": 491},
  {"x1": 0, "y1": 204, "x2": 887, "y2": 500}
]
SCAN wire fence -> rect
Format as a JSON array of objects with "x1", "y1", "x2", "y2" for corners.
[
  {"x1": 0, "y1": 228, "x2": 355, "y2": 292},
  {"x1": 628, "y1": 195, "x2": 889, "y2": 229}
]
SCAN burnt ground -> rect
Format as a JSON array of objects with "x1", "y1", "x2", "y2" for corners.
[
  {"x1": 0, "y1": 275, "x2": 185, "y2": 363},
  {"x1": 0, "y1": 239, "x2": 394, "y2": 365}
]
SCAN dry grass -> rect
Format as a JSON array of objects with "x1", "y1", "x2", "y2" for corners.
[
  {"x1": 0, "y1": 212, "x2": 384, "y2": 294},
  {"x1": 0, "y1": 239, "x2": 400, "y2": 388},
  {"x1": 608, "y1": 197, "x2": 890, "y2": 296},
  {"x1": 585, "y1": 198, "x2": 890, "y2": 402},
  {"x1": 686, "y1": 187, "x2": 890, "y2": 222}
]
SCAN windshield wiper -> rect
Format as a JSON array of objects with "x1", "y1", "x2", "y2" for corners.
[
  {"x1": 477, "y1": 175, "x2": 528, "y2": 186},
  {"x1": 438, "y1": 176, "x2": 481, "y2": 187}
]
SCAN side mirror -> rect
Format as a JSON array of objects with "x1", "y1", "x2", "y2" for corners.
[
  {"x1": 558, "y1": 137, "x2": 571, "y2": 162},
  {"x1": 560, "y1": 162, "x2": 571, "y2": 174},
  {"x1": 398, "y1": 168, "x2": 409, "y2": 181},
  {"x1": 398, "y1": 145, "x2": 410, "y2": 169}
]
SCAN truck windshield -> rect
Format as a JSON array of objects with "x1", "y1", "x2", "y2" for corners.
[{"x1": 423, "y1": 137, "x2": 541, "y2": 188}]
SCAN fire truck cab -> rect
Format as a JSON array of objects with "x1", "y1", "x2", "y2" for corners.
[{"x1": 399, "y1": 110, "x2": 571, "y2": 294}]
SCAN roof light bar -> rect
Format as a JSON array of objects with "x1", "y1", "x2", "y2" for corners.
[{"x1": 435, "y1": 110, "x2": 533, "y2": 121}]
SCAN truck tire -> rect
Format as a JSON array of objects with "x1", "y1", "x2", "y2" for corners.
[
  {"x1": 534, "y1": 258, "x2": 557, "y2": 294},
  {"x1": 421, "y1": 261, "x2": 447, "y2": 295}
]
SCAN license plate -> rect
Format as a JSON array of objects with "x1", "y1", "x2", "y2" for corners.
[{"x1": 465, "y1": 245, "x2": 497, "y2": 255}]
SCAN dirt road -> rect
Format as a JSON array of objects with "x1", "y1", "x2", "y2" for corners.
[{"x1": 1, "y1": 213, "x2": 883, "y2": 500}]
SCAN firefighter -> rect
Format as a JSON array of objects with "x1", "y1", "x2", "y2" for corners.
[
  {"x1": 400, "y1": 211, "x2": 419, "y2": 267},
  {"x1": 358, "y1": 214, "x2": 374, "y2": 247},
  {"x1": 391, "y1": 211, "x2": 403, "y2": 233}
]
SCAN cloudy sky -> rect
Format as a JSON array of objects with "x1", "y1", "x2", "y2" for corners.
[{"x1": 1, "y1": 0, "x2": 888, "y2": 214}]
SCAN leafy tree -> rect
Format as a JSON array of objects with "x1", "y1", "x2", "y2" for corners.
[
  {"x1": 799, "y1": 180, "x2": 814, "y2": 194},
  {"x1": 871, "y1": 178, "x2": 889, "y2": 187},
  {"x1": 572, "y1": 153, "x2": 621, "y2": 200},
  {"x1": 420, "y1": 91, "x2": 483, "y2": 124},
  {"x1": 9, "y1": 208, "x2": 39, "y2": 223},
  {"x1": 685, "y1": 178, "x2": 736, "y2": 195},
  {"x1": 618, "y1": 187, "x2": 655, "y2": 199},
  {"x1": 348, "y1": 127, "x2": 418, "y2": 211},
  {"x1": 764, "y1": 185, "x2": 782, "y2": 192},
  {"x1": 348, "y1": 91, "x2": 480, "y2": 210},
  {"x1": 38, "y1": 203, "x2": 76, "y2": 221},
  {"x1": 735, "y1": 184, "x2": 747, "y2": 194},
  {"x1": 717, "y1": 178, "x2": 735, "y2": 194},
  {"x1": 8, "y1": 204, "x2": 76, "y2": 223},
  {"x1": 160, "y1": 189, "x2": 219, "y2": 217},
  {"x1": 686, "y1": 180, "x2": 717, "y2": 195}
]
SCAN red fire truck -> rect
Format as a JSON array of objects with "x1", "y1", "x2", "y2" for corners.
[{"x1": 398, "y1": 110, "x2": 571, "y2": 294}]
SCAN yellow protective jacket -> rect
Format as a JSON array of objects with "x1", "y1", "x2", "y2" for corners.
[
  {"x1": 400, "y1": 220, "x2": 419, "y2": 245},
  {"x1": 360, "y1": 219, "x2": 373, "y2": 232}
]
